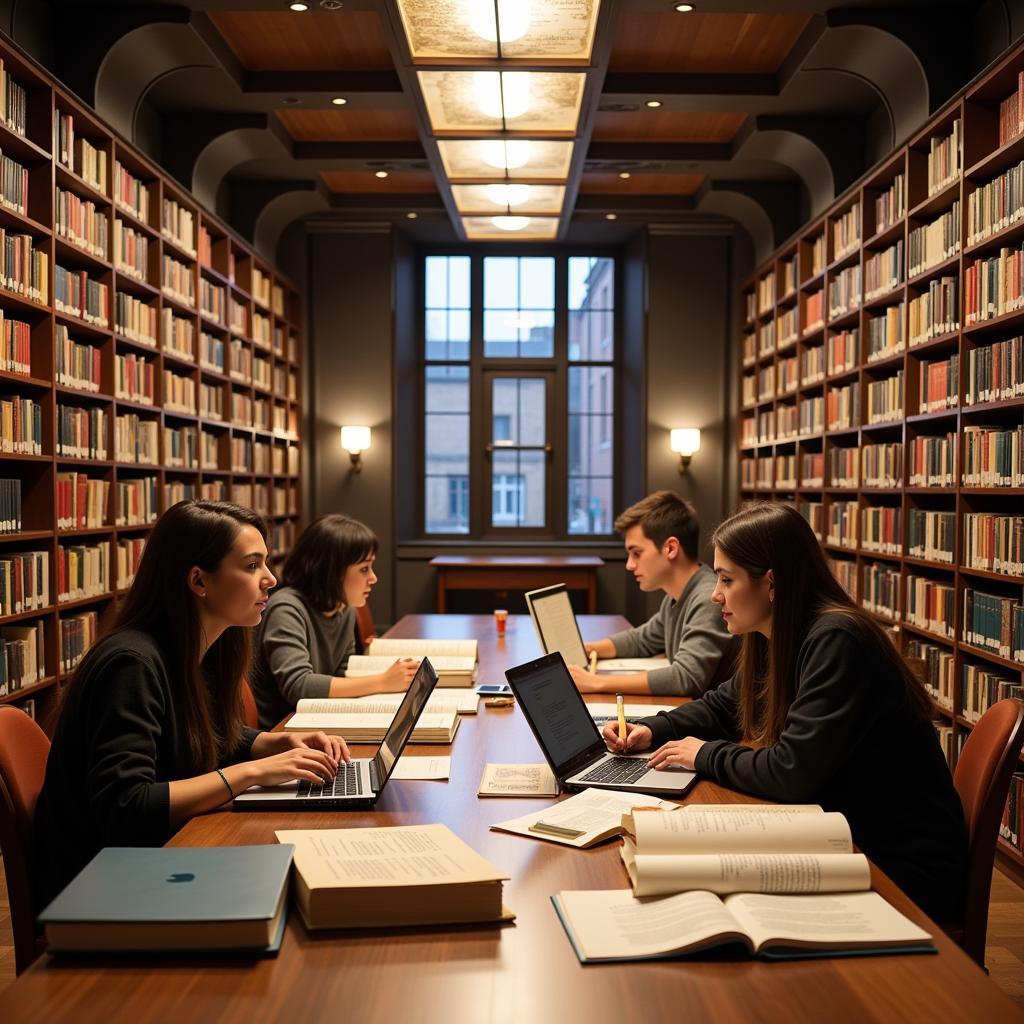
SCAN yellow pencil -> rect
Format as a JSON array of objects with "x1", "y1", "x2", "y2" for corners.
[
  {"x1": 588, "y1": 649, "x2": 598, "y2": 674},
  {"x1": 616, "y1": 693, "x2": 627, "y2": 742}
]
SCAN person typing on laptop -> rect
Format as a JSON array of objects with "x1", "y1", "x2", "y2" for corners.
[{"x1": 568, "y1": 491, "x2": 738, "y2": 697}]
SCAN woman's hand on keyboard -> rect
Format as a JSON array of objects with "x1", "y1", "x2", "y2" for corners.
[
  {"x1": 287, "y1": 730, "x2": 351, "y2": 765},
  {"x1": 602, "y1": 721, "x2": 652, "y2": 754},
  {"x1": 246, "y1": 747, "x2": 339, "y2": 788}
]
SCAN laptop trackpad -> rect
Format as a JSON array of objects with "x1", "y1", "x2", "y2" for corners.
[{"x1": 638, "y1": 766, "x2": 696, "y2": 790}]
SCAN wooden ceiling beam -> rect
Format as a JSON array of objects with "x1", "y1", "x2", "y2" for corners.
[
  {"x1": 586, "y1": 141, "x2": 732, "y2": 164},
  {"x1": 242, "y1": 70, "x2": 403, "y2": 95},
  {"x1": 602, "y1": 72, "x2": 778, "y2": 98}
]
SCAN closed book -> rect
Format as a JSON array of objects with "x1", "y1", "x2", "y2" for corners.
[{"x1": 38, "y1": 845, "x2": 293, "y2": 954}]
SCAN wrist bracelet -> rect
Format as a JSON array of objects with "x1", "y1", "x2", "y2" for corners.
[{"x1": 215, "y1": 767, "x2": 235, "y2": 801}]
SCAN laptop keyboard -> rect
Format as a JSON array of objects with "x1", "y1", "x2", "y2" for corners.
[
  {"x1": 577, "y1": 757, "x2": 650, "y2": 785},
  {"x1": 296, "y1": 762, "x2": 364, "y2": 799}
]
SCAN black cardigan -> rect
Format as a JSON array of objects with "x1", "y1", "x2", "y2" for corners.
[
  {"x1": 640, "y1": 613, "x2": 968, "y2": 923},
  {"x1": 33, "y1": 630, "x2": 259, "y2": 911}
]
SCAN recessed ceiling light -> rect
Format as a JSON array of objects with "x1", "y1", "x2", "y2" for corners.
[
  {"x1": 375, "y1": 170, "x2": 389, "y2": 178},
  {"x1": 619, "y1": 172, "x2": 631, "y2": 179},
  {"x1": 407, "y1": 212, "x2": 418, "y2": 219},
  {"x1": 281, "y1": 97, "x2": 300, "y2": 105},
  {"x1": 673, "y1": 3, "x2": 695, "y2": 11},
  {"x1": 482, "y1": 139, "x2": 532, "y2": 171},
  {"x1": 288, "y1": 2, "x2": 309, "y2": 11},
  {"x1": 645, "y1": 99, "x2": 663, "y2": 109},
  {"x1": 331, "y1": 97, "x2": 347, "y2": 106},
  {"x1": 605, "y1": 213, "x2": 618, "y2": 220}
]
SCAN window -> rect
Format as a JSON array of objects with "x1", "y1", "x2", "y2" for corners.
[{"x1": 422, "y1": 252, "x2": 616, "y2": 538}]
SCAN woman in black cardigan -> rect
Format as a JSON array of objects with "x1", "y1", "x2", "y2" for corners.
[
  {"x1": 34, "y1": 500, "x2": 347, "y2": 909},
  {"x1": 603, "y1": 501, "x2": 967, "y2": 922}
]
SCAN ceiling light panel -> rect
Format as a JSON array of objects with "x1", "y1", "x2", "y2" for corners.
[
  {"x1": 418, "y1": 70, "x2": 585, "y2": 134},
  {"x1": 462, "y1": 215, "x2": 559, "y2": 240},
  {"x1": 437, "y1": 139, "x2": 574, "y2": 181},
  {"x1": 451, "y1": 183, "x2": 566, "y2": 215},
  {"x1": 396, "y1": 0, "x2": 600, "y2": 62}
]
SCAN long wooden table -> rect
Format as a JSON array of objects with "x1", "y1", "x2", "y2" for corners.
[{"x1": 2, "y1": 614, "x2": 1020, "y2": 1022}]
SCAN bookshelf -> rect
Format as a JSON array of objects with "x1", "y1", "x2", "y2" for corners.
[
  {"x1": 0, "y1": 40, "x2": 303, "y2": 728},
  {"x1": 737, "y1": 39, "x2": 1024, "y2": 883}
]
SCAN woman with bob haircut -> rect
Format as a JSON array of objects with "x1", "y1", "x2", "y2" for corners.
[
  {"x1": 604, "y1": 501, "x2": 967, "y2": 922},
  {"x1": 250, "y1": 513, "x2": 418, "y2": 729},
  {"x1": 34, "y1": 501, "x2": 347, "y2": 910}
]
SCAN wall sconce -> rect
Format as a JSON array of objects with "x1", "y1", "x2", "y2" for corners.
[
  {"x1": 670, "y1": 428, "x2": 700, "y2": 474},
  {"x1": 341, "y1": 425, "x2": 371, "y2": 473}
]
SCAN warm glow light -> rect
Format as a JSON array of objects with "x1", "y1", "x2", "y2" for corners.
[
  {"x1": 492, "y1": 215, "x2": 530, "y2": 231},
  {"x1": 674, "y1": 3, "x2": 695, "y2": 11},
  {"x1": 670, "y1": 428, "x2": 701, "y2": 457},
  {"x1": 605, "y1": 213, "x2": 617, "y2": 220},
  {"x1": 482, "y1": 139, "x2": 532, "y2": 171},
  {"x1": 466, "y1": 0, "x2": 532, "y2": 43},
  {"x1": 375, "y1": 170, "x2": 389, "y2": 178},
  {"x1": 646, "y1": 99, "x2": 663, "y2": 108},
  {"x1": 288, "y1": 2, "x2": 309, "y2": 10},
  {"x1": 485, "y1": 184, "x2": 531, "y2": 208},
  {"x1": 619, "y1": 172, "x2": 631, "y2": 179},
  {"x1": 341, "y1": 425, "x2": 372, "y2": 454},
  {"x1": 331, "y1": 97, "x2": 347, "y2": 105},
  {"x1": 474, "y1": 71, "x2": 531, "y2": 120}
]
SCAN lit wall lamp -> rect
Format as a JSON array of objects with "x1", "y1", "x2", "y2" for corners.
[
  {"x1": 670, "y1": 428, "x2": 700, "y2": 474},
  {"x1": 341, "y1": 425, "x2": 371, "y2": 473}
]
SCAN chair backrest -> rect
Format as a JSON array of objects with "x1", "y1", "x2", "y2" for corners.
[
  {"x1": 0, "y1": 707, "x2": 51, "y2": 973},
  {"x1": 240, "y1": 678, "x2": 259, "y2": 729},
  {"x1": 355, "y1": 602, "x2": 376, "y2": 652},
  {"x1": 952, "y1": 697, "x2": 1024, "y2": 967}
]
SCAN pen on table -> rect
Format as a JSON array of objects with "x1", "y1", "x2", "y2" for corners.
[
  {"x1": 616, "y1": 693, "x2": 627, "y2": 743},
  {"x1": 588, "y1": 649, "x2": 598, "y2": 673}
]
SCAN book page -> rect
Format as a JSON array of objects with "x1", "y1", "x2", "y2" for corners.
[
  {"x1": 587, "y1": 703, "x2": 677, "y2": 720},
  {"x1": 725, "y1": 891, "x2": 932, "y2": 952},
  {"x1": 297, "y1": 689, "x2": 479, "y2": 715},
  {"x1": 624, "y1": 846, "x2": 871, "y2": 897},
  {"x1": 596, "y1": 657, "x2": 671, "y2": 674},
  {"x1": 275, "y1": 824, "x2": 508, "y2": 889},
  {"x1": 680, "y1": 804, "x2": 823, "y2": 814},
  {"x1": 368, "y1": 638, "x2": 478, "y2": 659},
  {"x1": 555, "y1": 889, "x2": 748, "y2": 961},
  {"x1": 631, "y1": 808, "x2": 853, "y2": 855},
  {"x1": 345, "y1": 655, "x2": 475, "y2": 676},
  {"x1": 390, "y1": 756, "x2": 450, "y2": 781},
  {"x1": 528, "y1": 588, "x2": 587, "y2": 667},
  {"x1": 478, "y1": 763, "x2": 559, "y2": 797},
  {"x1": 285, "y1": 711, "x2": 456, "y2": 734}
]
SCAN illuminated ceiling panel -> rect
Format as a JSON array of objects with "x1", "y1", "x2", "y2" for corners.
[
  {"x1": 451, "y1": 183, "x2": 566, "y2": 215},
  {"x1": 396, "y1": 0, "x2": 600, "y2": 62},
  {"x1": 418, "y1": 70, "x2": 585, "y2": 135},
  {"x1": 462, "y1": 215, "x2": 559, "y2": 240},
  {"x1": 437, "y1": 139, "x2": 574, "y2": 181}
]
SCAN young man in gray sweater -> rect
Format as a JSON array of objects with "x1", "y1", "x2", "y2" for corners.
[{"x1": 568, "y1": 491, "x2": 738, "y2": 697}]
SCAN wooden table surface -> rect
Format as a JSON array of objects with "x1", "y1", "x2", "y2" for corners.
[{"x1": 2, "y1": 615, "x2": 1020, "y2": 1023}]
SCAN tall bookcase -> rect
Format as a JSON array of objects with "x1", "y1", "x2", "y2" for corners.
[
  {"x1": 738, "y1": 39, "x2": 1024, "y2": 883},
  {"x1": 0, "y1": 39, "x2": 303, "y2": 727}
]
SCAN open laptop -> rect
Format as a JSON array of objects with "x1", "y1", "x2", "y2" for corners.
[
  {"x1": 234, "y1": 658, "x2": 439, "y2": 810},
  {"x1": 505, "y1": 652, "x2": 697, "y2": 797},
  {"x1": 525, "y1": 583, "x2": 588, "y2": 667}
]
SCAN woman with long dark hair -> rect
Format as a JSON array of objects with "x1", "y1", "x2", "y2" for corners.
[
  {"x1": 34, "y1": 501, "x2": 347, "y2": 909},
  {"x1": 604, "y1": 501, "x2": 967, "y2": 922},
  {"x1": 249, "y1": 513, "x2": 417, "y2": 730}
]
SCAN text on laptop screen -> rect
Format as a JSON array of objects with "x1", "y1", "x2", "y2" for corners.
[{"x1": 515, "y1": 660, "x2": 601, "y2": 773}]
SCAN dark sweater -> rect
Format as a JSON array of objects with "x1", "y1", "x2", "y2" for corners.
[
  {"x1": 33, "y1": 630, "x2": 259, "y2": 911},
  {"x1": 640, "y1": 613, "x2": 968, "y2": 923}
]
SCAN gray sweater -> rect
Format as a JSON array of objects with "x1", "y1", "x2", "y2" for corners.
[
  {"x1": 250, "y1": 586, "x2": 357, "y2": 729},
  {"x1": 609, "y1": 563, "x2": 738, "y2": 696}
]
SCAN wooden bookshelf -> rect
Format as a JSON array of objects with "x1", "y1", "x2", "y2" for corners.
[
  {"x1": 737, "y1": 38, "x2": 1024, "y2": 882},
  {"x1": 0, "y1": 37, "x2": 303, "y2": 728}
]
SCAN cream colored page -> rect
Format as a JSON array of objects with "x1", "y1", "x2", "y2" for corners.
[
  {"x1": 596, "y1": 657, "x2": 671, "y2": 673},
  {"x1": 285, "y1": 712, "x2": 454, "y2": 732},
  {"x1": 630, "y1": 852, "x2": 871, "y2": 897},
  {"x1": 275, "y1": 824, "x2": 507, "y2": 888},
  {"x1": 478, "y1": 763, "x2": 558, "y2": 795},
  {"x1": 345, "y1": 655, "x2": 475, "y2": 675},
  {"x1": 725, "y1": 891, "x2": 932, "y2": 952},
  {"x1": 680, "y1": 804, "x2": 823, "y2": 814},
  {"x1": 368, "y1": 638, "x2": 477, "y2": 659},
  {"x1": 530, "y1": 591, "x2": 587, "y2": 665},
  {"x1": 633, "y1": 809, "x2": 852, "y2": 855},
  {"x1": 587, "y1": 703, "x2": 677, "y2": 719},
  {"x1": 390, "y1": 756, "x2": 451, "y2": 781},
  {"x1": 557, "y1": 889, "x2": 745, "y2": 961},
  {"x1": 297, "y1": 688, "x2": 478, "y2": 714}
]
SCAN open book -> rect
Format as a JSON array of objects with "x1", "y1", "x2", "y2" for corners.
[
  {"x1": 552, "y1": 889, "x2": 934, "y2": 962},
  {"x1": 620, "y1": 805, "x2": 870, "y2": 896},
  {"x1": 347, "y1": 638, "x2": 478, "y2": 686},
  {"x1": 285, "y1": 709, "x2": 460, "y2": 744},
  {"x1": 295, "y1": 688, "x2": 479, "y2": 715},
  {"x1": 595, "y1": 656, "x2": 670, "y2": 674}
]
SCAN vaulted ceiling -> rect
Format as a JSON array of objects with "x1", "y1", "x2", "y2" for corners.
[{"x1": 22, "y1": 0, "x2": 1023, "y2": 261}]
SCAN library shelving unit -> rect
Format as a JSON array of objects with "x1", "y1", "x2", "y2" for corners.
[
  {"x1": 0, "y1": 39, "x2": 303, "y2": 729},
  {"x1": 738, "y1": 38, "x2": 1024, "y2": 883}
]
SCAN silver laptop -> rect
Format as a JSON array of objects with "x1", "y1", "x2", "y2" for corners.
[
  {"x1": 505, "y1": 652, "x2": 696, "y2": 797},
  {"x1": 234, "y1": 658, "x2": 438, "y2": 810}
]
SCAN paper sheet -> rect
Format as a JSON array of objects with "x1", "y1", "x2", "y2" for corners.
[
  {"x1": 391, "y1": 756, "x2": 451, "y2": 781},
  {"x1": 478, "y1": 763, "x2": 558, "y2": 797}
]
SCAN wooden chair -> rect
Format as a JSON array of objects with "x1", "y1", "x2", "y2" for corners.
[
  {"x1": 240, "y1": 678, "x2": 259, "y2": 729},
  {"x1": 949, "y1": 697, "x2": 1024, "y2": 967},
  {"x1": 355, "y1": 602, "x2": 377, "y2": 653},
  {"x1": 0, "y1": 707, "x2": 51, "y2": 974}
]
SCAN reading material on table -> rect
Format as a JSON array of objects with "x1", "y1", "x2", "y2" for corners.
[
  {"x1": 619, "y1": 806, "x2": 870, "y2": 896},
  {"x1": 391, "y1": 756, "x2": 451, "y2": 780},
  {"x1": 284, "y1": 708, "x2": 459, "y2": 744},
  {"x1": 478, "y1": 762, "x2": 559, "y2": 797},
  {"x1": 347, "y1": 638, "x2": 479, "y2": 686},
  {"x1": 491, "y1": 787, "x2": 678, "y2": 848},
  {"x1": 296, "y1": 687, "x2": 480, "y2": 715},
  {"x1": 38, "y1": 845, "x2": 293, "y2": 954},
  {"x1": 594, "y1": 657, "x2": 671, "y2": 675},
  {"x1": 274, "y1": 825, "x2": 511, "y2": 929},
  {"x1": 525, "y1": 583, "x2": 588, "y2": 667},
  {"x1": 551, "y1": 889, "x2": 935, "y2": 963},
  {"x1": 586, "y1": 702, "x2": 677, "y2": 723}
]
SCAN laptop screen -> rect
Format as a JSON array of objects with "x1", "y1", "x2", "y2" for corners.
[
  {"x1": 505, "y1": 652, "x2": 605, "y2": 778},
  {"x1": 373, "y1": 657, "x2": 438, "y2": 785}
]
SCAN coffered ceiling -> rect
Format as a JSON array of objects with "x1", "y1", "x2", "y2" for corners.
[{"x1": 31, "y1": 0, "x2": 1009, "y2": 261}]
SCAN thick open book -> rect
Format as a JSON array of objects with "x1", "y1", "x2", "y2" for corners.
[
  {"x1": 275, "y1": 824, "x2": 512, "y2": 929},
  {"x1": 347, "y1": 638, "x2": 479, "y2": 686},
  {"x1": 284, "y1": 709, "x2": 460, "y2": 744},
  {"x1": 295, "y1": 688, "x2": 479, "y2": 715},
  {"x1": 552, "y1": 889, "x2": 935, "y2": 962},
  {"x1": 620, "y1": 805, "x2": 870, "y2": 896},
  {"x1": 595, "y1": 656, "x2": 670, "y2": 674}
]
